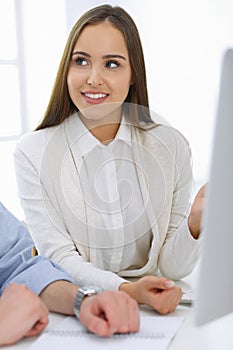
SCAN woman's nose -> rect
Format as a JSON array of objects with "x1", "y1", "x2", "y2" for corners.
[{"x1": 87, "y1": 68, "x2": 103, "y2": 87}]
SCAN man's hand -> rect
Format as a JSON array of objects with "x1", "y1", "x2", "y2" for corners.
[
  {"x1": 0, "y1": 283, "x2": 49, "y2": 346},
  {"x1": 120, "y1": 276, "x2": 182, "y2": 314},
  {"x1": 79, "y1": 290, "x2": 139, "y2": 337}
]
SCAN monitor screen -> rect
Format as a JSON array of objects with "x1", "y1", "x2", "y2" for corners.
[{"x1": 194, "y1": 48, "x2": 233, "y2": 325}]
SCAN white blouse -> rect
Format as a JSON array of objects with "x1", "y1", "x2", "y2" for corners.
[{"x1": 76, "y1": 116, "x2": 152, "y2": 272}]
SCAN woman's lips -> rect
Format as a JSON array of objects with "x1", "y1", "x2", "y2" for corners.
[{"x1": 81, "y1": 91, "x2": 109, "y2": 104}]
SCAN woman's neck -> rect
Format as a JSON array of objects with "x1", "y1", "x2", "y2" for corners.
[
  {"x1": 78, "y1": 106, "x2": 122, "y2": 144},
  {"x1": 90, "y1": 123, "x2": 121, "y2": 144}
]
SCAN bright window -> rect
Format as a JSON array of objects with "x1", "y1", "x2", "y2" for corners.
[{"x1": 0, "y1": 0, "x2": 67, "y2": 218}]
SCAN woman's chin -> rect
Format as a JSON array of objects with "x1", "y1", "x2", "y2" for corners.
[{"x1": 78, "y1": 102, "x2": 122, "y2": 123}]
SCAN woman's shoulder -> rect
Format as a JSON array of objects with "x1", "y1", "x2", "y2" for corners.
[{"x1": 15, "y1": 125, "x2": 60, "y2": 155}]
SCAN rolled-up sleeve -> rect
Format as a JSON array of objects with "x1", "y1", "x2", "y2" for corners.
[{"x1": 0, "y1": 202, "x2": 73, "y2": 296}]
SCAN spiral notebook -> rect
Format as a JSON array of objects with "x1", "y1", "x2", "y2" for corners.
[{"x1": 28, "y1": 315, "x2": 183, "y2": 350}]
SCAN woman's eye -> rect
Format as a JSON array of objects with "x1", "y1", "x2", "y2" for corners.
[
  {"x1": 75, "y1": 57, "x2": 88, "y2": 66},
  {"x1": 105, "y1": 60, "x2": 119, "y2": 69}
]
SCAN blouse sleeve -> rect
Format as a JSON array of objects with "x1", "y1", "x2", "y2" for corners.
[
  {"x1": 157, "y1": 128, "x2": 201, "y2": 279},
  {"x1": 13, "y1": 142, "x2": 127, "y2": 291}
]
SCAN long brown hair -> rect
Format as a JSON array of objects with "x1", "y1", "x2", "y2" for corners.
[{"x1": 36, "y1": 4, "x2": 153, "y2": 130}]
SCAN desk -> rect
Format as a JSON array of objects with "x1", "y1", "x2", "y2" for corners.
[{"x1": 2, "y1": 265, "x2": 233, "y2": 350}]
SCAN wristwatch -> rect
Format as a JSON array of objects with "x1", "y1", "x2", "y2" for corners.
[{"x1": 74, "y1": 286, "x2": 103, "y2": 319}]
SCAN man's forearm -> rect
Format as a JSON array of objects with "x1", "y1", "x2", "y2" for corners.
[{"x1": 39, "y1": 280, "x2": 79, "y2": 315}]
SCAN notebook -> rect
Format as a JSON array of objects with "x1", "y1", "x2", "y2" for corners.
[{"x1": 28, "y1": 315, "x2": 184, "y2": 350}]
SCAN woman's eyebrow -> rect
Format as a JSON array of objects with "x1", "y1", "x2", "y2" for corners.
[
  {"x1": 72, "y1": 51, "x2": 126, "y2": 61},
  {"x1": 103, "y1": 54, "x2": 126, "y2": 61},
  {"x1": 72, "y1": 51, "x2": 90, "y2": 57}
]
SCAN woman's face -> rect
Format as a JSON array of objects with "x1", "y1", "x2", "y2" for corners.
[{"x1": 67, "y1": 21, "x2": 132, "y2": 120}]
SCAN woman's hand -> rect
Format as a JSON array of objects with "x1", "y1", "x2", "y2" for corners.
[
  {"x1": 119, "y1": 276, "x2": 182, "y2": 314},
  {"x1": 188, "y1": 184, "x2": 207, "y2": 239},
  {"x1": 0, "y1": 283, "x2": 49, "y2": 346}
]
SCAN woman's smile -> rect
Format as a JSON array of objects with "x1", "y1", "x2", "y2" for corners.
[{"x1": 81, "y1": 91, "x2": 109, "y2": 104}]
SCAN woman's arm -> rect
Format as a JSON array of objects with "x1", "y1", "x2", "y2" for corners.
[
  {"x1": 157, "y1": 129, "x2": 201, "y2": 279},
  {"x1": 13, "y1": 139, "x2": 127, "y2": 291}
]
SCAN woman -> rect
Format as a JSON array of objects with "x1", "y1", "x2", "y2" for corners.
[{"x1": 14, "y1": 5, "x2": 203, "y2": 312}]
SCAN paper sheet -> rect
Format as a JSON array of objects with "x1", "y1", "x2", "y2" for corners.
[{"x1": 29, "y1": 315, "x2": 183, "y2": 350}]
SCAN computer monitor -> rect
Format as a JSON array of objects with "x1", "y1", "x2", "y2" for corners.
[{"x1": 194, "y1": 48, "x2": 233, "y2": 325}]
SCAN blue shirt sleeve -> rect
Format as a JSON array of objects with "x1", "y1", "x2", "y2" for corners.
[{"x1": 0, "y1": 202, "x2": 74, "y2": 296}]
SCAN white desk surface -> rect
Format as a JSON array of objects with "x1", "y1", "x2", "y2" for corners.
[{"x1": 2, "y1": 265, "x2": 233, "y2": 350}]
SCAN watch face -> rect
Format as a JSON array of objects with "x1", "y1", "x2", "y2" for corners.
[
  {"x1": 74, "y1": 286, "x2": 103, "y2": 319},
  {"x1": 81, "y1": 286, "x2": 103, "y2": 296}
]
